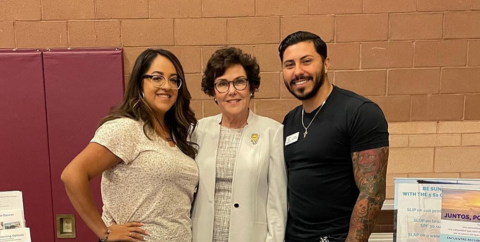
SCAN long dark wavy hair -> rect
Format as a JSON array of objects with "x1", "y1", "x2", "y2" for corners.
[{"x1": 100, "y1": 48, "x2": 198, "y2": 159}]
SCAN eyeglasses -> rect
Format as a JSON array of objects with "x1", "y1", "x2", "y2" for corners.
[
  {"x1": 214, "y1": 77, "x2": 248, "y2": 93},
  {"x1": 142, "y1": 74, "x2": 182, "y2": 90}
]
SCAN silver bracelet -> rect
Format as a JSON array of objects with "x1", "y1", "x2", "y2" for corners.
[{"x1": 99, "y1": 227, "x2": 110, "y2": 242}]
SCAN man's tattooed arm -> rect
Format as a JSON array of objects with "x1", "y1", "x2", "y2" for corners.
[{"x1": 345, "y1": 146, "x2": 389, "y2": 242}]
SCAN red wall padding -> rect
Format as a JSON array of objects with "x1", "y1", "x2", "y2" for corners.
[
  {"x1": 43, "y1": 49, "x2": 124, "y2": 242},
  {"x1": 0, "y1": 50, "x2": 55, "y2": 242}
]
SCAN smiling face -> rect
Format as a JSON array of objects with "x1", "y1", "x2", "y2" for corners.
[
  {"x1": 282, "y1": 41, "x2": 329, "y2": 100},
  {"x1": 142, "y1": 54, "x2": 178, "y2": 118},
  {"x1": 214, "y1": 64, "x2": 251, "y2": 118}
]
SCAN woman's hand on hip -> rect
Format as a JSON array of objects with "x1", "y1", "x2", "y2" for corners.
[{"x1": 108, "y1": 222, "x2": 148, "y2": 241}]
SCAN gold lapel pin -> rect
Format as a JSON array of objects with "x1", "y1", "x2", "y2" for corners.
[{"x1": 251, "y1": 133, "x2": 259, "y2": 145}]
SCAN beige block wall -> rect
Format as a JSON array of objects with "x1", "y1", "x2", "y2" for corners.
[
  {"x1": 1, "y1": 1, "x2": 479, "y2": 198},
  {"x1": 387, "y1": 121, "x2": 480, "y2": 198}
]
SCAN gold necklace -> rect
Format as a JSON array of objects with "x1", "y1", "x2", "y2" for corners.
[{"x1": 301, "y1": 85, "x2": 333, "y2": 138}]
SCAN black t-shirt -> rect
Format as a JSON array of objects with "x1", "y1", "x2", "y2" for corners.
[{"x1": 282, "y1": 85, "x2": 389, "y2": 242}]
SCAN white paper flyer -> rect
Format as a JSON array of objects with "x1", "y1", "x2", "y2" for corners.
[
  {"x1": 395, "y1": 178, "x2": 480, "y2": 242},
  {"x1": 0, "y1": 228, "x2": 31, "y2": 242},
  {"x1": 0, "y1": 192, "x2": 23, "y2": 211},
  {"x1": 440, "y1": 188, "x2": 480, "y2": 242},
  {"x1": 0, "y1": 209, "x2": 25, "y2": 230}
]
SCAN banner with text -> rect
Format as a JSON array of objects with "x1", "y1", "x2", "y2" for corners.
[
  {"x1": 440, "y1": 187, "x2": 480, "y2": 242},
  {"x1": 395, "y1": 178, "x2": 480, "y2": 242}
]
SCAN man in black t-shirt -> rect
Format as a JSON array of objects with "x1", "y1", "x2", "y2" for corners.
[{"x1": 278, "y1": 31, "x2": 390, "y2": 242}]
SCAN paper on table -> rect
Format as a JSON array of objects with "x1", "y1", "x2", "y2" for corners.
[
  {"x1": 0, "y1": 228, "x2": 31, "y2": 242},
  {"x1": 0, "y1": 192, "x2": 23, "y2": 211},
  {"x1": 0, "y1": 209, "x2": 25, "y2": 230}
]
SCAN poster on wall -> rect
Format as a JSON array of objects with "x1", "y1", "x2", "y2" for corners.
[
  {"x1": 440, "y1": 188, "x2": 480, "y2": 242},
  {"x1": 395, "y1": 178, "x2": 480, "y2": 242}
]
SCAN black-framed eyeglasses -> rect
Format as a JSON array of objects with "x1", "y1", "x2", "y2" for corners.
[
  {"x1": 142, "y1": 74, "x2": 182, "y2": 90},
  {"x1": 214, "y1": 77, "x2": 248, "y2": 93}
]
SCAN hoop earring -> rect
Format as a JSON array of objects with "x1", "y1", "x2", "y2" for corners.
[
  {"x1": 214, "y1": 98, "x2": 218, "y2": 104},
  {"x1": 141, "y1": 92, "x2": 145, "y2": 98}
]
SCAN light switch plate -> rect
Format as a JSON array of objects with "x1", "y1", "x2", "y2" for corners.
[{"x1": 56, "y1": 214, "x2": 76, "y2": 239}]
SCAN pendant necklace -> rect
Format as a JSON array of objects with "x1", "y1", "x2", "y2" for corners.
[
  {"x1": 301, "y1": 85, "x2": 333, "y2": 138},
  {"x1": 155, "y1": 116, "x2": 173, "y2": 142}
]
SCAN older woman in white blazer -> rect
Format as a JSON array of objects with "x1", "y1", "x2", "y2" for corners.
[{"x1": 191, "y1": 47, "x2": 287, "y2": 242}]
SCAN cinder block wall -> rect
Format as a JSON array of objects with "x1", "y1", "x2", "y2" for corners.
[{"x1": 1, "y1": 0, "x2": 480, "y2": 198}]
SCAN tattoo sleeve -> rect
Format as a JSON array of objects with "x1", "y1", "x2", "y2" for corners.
[{"x1": 346, "y1": 146, "x2": 389, "y2": 242}]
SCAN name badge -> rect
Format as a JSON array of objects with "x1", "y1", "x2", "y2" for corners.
[{"x1": 285, "y1": 132, "x2": 299, "y2": 146}]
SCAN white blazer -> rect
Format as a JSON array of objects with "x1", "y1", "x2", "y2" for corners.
[{"x1": 191, "y1": 110, "x2": 287, "y2": 242}]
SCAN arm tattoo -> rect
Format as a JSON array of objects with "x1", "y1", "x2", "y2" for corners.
[{"x1": 346, "y1": 146, "x2": 389, "y2": 242}]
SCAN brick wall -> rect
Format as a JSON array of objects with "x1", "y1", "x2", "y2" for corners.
[{"x1": 1, "y1": 0, "x2": 479, "y2": 198}]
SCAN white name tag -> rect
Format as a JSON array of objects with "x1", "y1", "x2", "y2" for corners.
[{"x1": 285, "y1": 132, "x2": 299, "y2": 146}]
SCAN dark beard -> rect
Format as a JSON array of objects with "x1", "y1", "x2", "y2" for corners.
[{"x1": 285, "y1": 67, "x2": 325, "y2": 101}]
